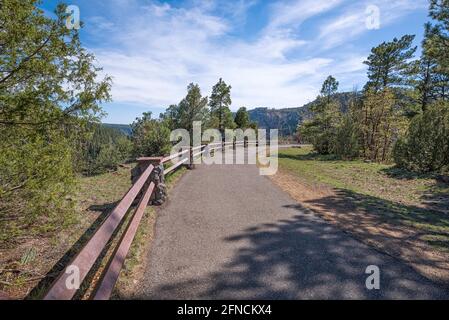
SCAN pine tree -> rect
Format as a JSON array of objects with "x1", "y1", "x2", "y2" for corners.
[
  {"x1": 332, "y1": 91, "x2": 363, "y2": 159},
  {"x1": 413, "y1": 57, "x2": 438, "y2": 112},
  {"x1": 209, "y1": 78, "x2": 235, "y2": 136},
  {"x1": 234, "y1": 107, "x2": 251, "y2": 129},
  {"x1": 178, "y1": 83, "x2": 209, "y2": 136},
  {"x1": 394, "y1": 101, "x2": 449, "y2": 173},
  {"x1": 364, "y1": 35, "x2": 417, "y2": 92},
  {"x1": 424, "y1": 0, "x2": 449, "y2": 75},
  {"x1": 298, "y1": 76, "x2": 341, "y2": 154},
  {"x1": 0, "y1": 0, "x2": 111, "y2": 241},
  {"x1": 131, "y1": 112, "x2": 171, "y2": 157},
  {"x1": 320, "y1": 76, "x2": 339, "y2": 104},
  {"x1": 361, "y1": 89, "x2": 408, "y2": 162},
  {"x1": 393, "y1": 1, "x2": 449, "y2": 173}
]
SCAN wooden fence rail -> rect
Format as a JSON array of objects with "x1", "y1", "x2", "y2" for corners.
[
  {"x1": 43, "y1": 142, "x2": 221, "y2": 300},
  {"x1": 43, "y1": 141, "x2": 298, "y2": 300}
]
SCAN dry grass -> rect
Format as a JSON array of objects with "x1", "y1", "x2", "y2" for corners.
[
  {"x1": 271, "y1": 147, "x2": 449, "y2": 285},
  {"x1": 1, "y1": 163, "x2": 188, "y2": 300},
  {"x1": 0, "y1": 165, "x2": 133, "y2": 299}
]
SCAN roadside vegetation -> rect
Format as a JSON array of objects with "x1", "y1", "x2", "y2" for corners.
[
  {"x1": 273, "y1": 146, "x2": 449, "y2": 284},
  {"x1": 1, "y1": 162, "x2": 187, "y2": 299},
  {"x1": 2, "y1": 0, "x2": 449, "y2": 298},
  {"x1": 289, "y1": 5, "x2": 449, "y2": 281},
  {"x1": 290, "y1": 2, "x2": 449, "y2": 282},
  {"x1": 0, "y1": 0, "x2": 255, "y2": 299},
  {"x1": 279, "y1": 146, "x2": 449, "y2": 225},
  {"x1": 1, "y1": 165, "x2": 132, "y2": 298},
  {"x1": 299, "y1": 1, "x2": 449, "y2": 176},
  {"x1": 0, "y1": 0, "x2": 186, "y2": 298}
]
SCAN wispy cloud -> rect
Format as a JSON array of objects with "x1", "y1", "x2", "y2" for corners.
[
  {"x1": 80, "y1": 0, "x2": 427, "y2": 116},
  {"x1": 267, "y1": 0, "x2": 344, "y2": 31},
  {"x1": 318, "y1": 0, "x2": 428, "y2": 49}
]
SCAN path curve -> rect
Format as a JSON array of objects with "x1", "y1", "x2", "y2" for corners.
[{"x1": 135, "y1": 159, "x2": 448, "y2": 299}]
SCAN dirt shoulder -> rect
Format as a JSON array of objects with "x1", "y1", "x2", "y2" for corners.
[{"x1": 270, "y1": 168, "x2": 449, "y2": 286}]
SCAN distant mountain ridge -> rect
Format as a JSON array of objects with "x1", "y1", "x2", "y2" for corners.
[
  {"x1": 103, "y1": 92, "x2": 354, "y2": 137},
  {"x1": 248, "y1": 92, "x2": 353, "y2": 136}
]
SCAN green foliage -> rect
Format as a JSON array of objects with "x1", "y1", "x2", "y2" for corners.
[
  {"x1": 209, "y1": 78, "x2": 236, "y2": 132},
  {"x1": 79, "y1": 125, "x2": 133, "y2": 175},
  {"x1": 394, "y1": 101, "x2": 449, "y2": 173},
  {"x1": 0, "y1": 1, "x2": 111, "y2": 126},
  {"x1": 131, "y1": 112, "x2": 171, "y2": 157},
  {"x1": 332, "y1": 114, "x2": 361, "y2": 160},
  {"x1": 0, "y1": 126, "x2": 76, "y2": 243},
  {"x1": 411, "y1": 57, "x2": 443, "y2": 112},
  {"x1": 299, "y1": 76, "x2": 341, "y2": 154},
  {"x1": 413, "y1": 1, "x2": 449, "y2": 112},
  {"x1": 320, "y1": 76, "x2": 339, "y2": 104},
  {"x1": 364, "y1": 35, "x2": 417, "y2": 91},
  {"x1": 0, "y1": 0, "x2": 111, "y2": 243},
  {"x1": 390, "y1": 1, "x2": 449, "y2": 173},
  {"x1": 360, "y1": 89, "x2": 408, "y2": 163},
  {"x1": 160, "y1": 104, "x2": 181, "y2": 130},
  {"x1": 161, "y1": 83, "x2": 209, "y2": 139},
  {"x1": 299, "y1": 118, "x2": 333, "y2": 154},
  {"x1": 234, "y1": 107, "x2": 251, "y2": 128},
  {"x1": 425, "y1": 0, "x2": 449, "y2": 75}
]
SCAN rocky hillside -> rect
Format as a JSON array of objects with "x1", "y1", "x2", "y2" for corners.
[{"x1": 248, "y1": 92, "x2": 354, "y2": 136}]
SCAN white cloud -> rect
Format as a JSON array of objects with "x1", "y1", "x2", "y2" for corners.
[
  {"x1": 318, "y1": 0, "x2": 428, "y2": 49},
  {"x1": 267, "y1": 0, "x2": 344, "y2": 31},
  {"x1": 86, "y1": 0, "x2": 425, "y2": 113}
]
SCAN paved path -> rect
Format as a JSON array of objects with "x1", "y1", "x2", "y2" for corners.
[{"x1": 135, "y1": 157, "x2": 448, "y2": 299}]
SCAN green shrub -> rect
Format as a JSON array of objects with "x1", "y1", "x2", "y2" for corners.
[
  {"x1": 80, "y1": 125, "x2": 133, "y2": 175},
  {"x1": 393, "y1": 101, "x2": 449, "y2": 173},
  {"x1": 131, "y1": 112, "x2": 172, "y2": 157},
  {"x1": 332, "y1": 115, "x2": 361, "y2": 160}
]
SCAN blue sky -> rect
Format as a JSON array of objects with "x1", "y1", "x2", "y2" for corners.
[{"x1": 42, "y1": 0, "x2": 430, "y2": 124}]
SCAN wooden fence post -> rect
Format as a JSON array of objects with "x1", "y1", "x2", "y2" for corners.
[{"x1": 189, "y1": 146, "x2": 194, "y2": 170}]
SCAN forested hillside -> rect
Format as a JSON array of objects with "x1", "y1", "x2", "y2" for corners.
[{"x1": 103, "y1": 123, "x2": 133, "y2": 136}]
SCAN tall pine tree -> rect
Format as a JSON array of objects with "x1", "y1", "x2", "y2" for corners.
[
  {"x1": 299, "y1": 76, "x2": 341, "y2": 154},
  {"x1": 364, "y1": 35, "x2": 417, "y2": 92},
  {"x1": 209, "y1": 78, "x2": 235, "y2": 136}
]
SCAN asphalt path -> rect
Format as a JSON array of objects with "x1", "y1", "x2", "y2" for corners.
[{"x1": 135, "y1": 149, "x2": 448, "y2": 299}]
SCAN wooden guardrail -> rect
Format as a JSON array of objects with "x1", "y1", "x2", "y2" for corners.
[
  {"x1": 42, "y1": 141, "x2": 296, "y2": 300},
  {"x1": 43, "y1": 141, "x2": 230, "y2": 300}
]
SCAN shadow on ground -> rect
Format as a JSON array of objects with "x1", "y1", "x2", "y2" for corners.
[
  {"x1": 26, "y1": 201, "x2": 126, "y2": 299},
  {"x1": 381, "y1": 167, "x2": 449, "y2": 215},
  {"x1": 141, "y1": 207, "x2": 448, "y2": 300},
  {"x1": 302, "y1": 188, "x2": 449, "y2": 253}
]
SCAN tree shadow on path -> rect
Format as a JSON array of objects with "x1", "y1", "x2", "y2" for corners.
[{"x1": 145, "y1": 206, "x2": 448, "y2": 300}]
